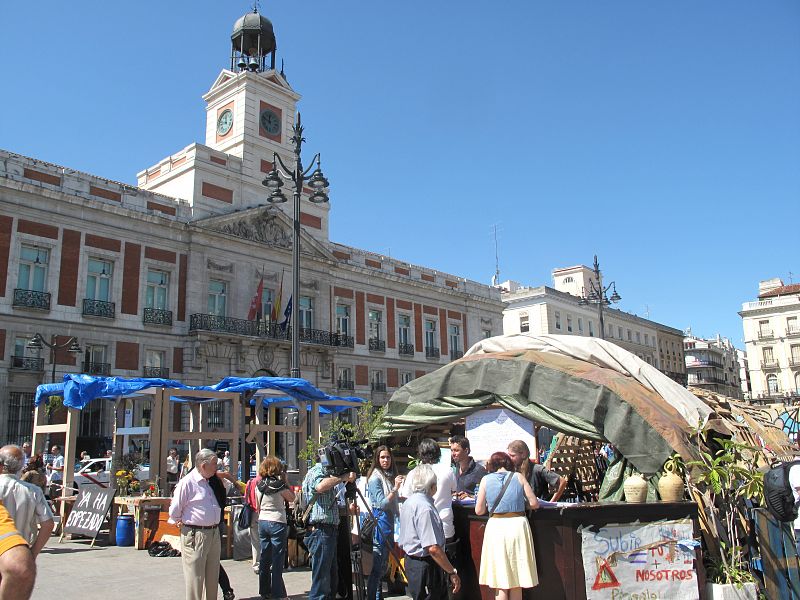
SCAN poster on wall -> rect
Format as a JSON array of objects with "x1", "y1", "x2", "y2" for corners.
[
  {"x1": 465, "y1": 408, "x2": 535, "y2": 461},
  {"x1": 580, "y1": 518, "x2": 700, "y2": 599}
]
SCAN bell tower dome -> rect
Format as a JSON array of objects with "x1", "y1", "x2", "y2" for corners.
[{"x1": 230, "y1": 9, "x2": 277, "y2": 73}]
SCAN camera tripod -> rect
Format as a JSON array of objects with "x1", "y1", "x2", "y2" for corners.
[{"x1": 345, "y1": 483, "x2": 407, "y2": 600}]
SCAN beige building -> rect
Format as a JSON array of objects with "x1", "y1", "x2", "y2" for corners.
[
  {"x1": 501, "y1": 264, "x2": 687, "y2": 385},
  {"x1": 0, "y1": 11, "x2": 503, "y2": 458},
  {"x1": 739, "y1": 278, "x2": 800, "y2": 401},
  {"x1": 683, "y1": 333, "x2": 742, "y2": 399}
]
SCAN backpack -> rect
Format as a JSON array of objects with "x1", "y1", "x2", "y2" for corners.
[{"x1": 764, "y1": 460, "x2": 800, "y2": 522}]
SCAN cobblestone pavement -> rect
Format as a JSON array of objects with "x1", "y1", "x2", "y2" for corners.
[{"x1": 32, "y1": 536, "x2": 411, "y2": 599}]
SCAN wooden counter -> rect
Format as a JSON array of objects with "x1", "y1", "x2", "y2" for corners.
[{"x1": 453, "y1": 501, "x2": 705, "y2": 600}]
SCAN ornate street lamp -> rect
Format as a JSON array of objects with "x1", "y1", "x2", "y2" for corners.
[
  {"x1": 578, "y1": 255, "x2": 621, "y2": 341},
  {"x1": 28, "y1": 333, "x2": 82, "y2": 383},
  {"x1": 262, "y1": 113, "x2": 330, "y2": 378}
]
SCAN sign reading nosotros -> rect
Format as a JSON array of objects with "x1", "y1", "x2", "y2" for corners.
[
  {"x1": 580, "y1": 519, "x2": 699, "y2": 600},
  {"x1": 64, "y1": 485, "x2": 115, "y2": 538}
]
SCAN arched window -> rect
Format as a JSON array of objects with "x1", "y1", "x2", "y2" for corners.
[{"x1": 766, "y1": 374, "x2": 779, "y2": 395}]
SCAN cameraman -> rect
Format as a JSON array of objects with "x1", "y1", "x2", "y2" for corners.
[{"x1": 301, "y1": 453, "x2": 356, "y2": 600}]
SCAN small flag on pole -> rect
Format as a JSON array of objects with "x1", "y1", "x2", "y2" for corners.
[
  {"x1": 279, "y1": 296, "x2": 292, "y2": 332},
  {"x1": 247, "y1": 276, "x2": 264, "y2": 321},
  {"x1": 271, "y1": 271, "x2": 284, "y2": 323}
]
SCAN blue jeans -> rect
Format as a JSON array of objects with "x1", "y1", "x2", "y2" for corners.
[
  {"x1": 367, "y1": 538, "x2": 391, "y2": 600},
  {"x1": 258, "y1": 520, "x2": 287, "y2": 599},
  {"x1": 305, "y1": 525, "x2": 338, "y2": 600}
]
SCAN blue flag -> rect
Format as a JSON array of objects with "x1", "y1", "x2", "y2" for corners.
[{"x1": 280, "y1": 296, "x2": 292, "y2": 332}]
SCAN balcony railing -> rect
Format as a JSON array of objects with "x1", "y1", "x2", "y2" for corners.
[
  {"x1": 758, "y1": 330, "x2": 775, "y2": 340},
  {"x1": 143, "y1": 366, "x2": 170, "y2": 378},
  {"x1": 82, "y1": 361, "x2": 110, "y2": 376},
  {"x1": 369, "y1": 338, "x2": 386, "y2": 352},
  {"x1": 689, "y1": 376, "x2": 727, "y2": 385},
  {"x1": 12, "y1": 289, "x2": 51, "y2": 310},
  {"x1": 10, "y1": 356, "x2": 44, "y2": 371},
  {"x1": 337, "y1": 379, "x2": 355, "y2": 391},
  {"x1": 83, "y1": 298, "x2": 115, "y2": 318},
  {"x1": 761, "y1": 360, "x2": 780, "y2": 370},
  {"x1": 371, "y1": 382, "x2": 387, "y2": 392},
  {"x1": 450, "y1": 350, "x2": 464, "y2": 360},
  {"x1": 399, "y1": 343, "x2": 415, "y2": 356},
  {"x1": 143, "y1": 307, "x2": 173, "y2": 326},
  {"x1": 189, "y1": 314, "x2": 356, "y2": 348},
  {"x1": 787, "y1": 327, "x2": 800, "y2": 338},
  {"x1": 789, "y1": 358, "x2": 800, "y2": 368},
  {"x1": 425, "y1": 346, "x2": 440, "y2": 359}
]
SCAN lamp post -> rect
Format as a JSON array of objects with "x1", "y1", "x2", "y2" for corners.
[
  {"x1": 27, "y1": 333, "x2": 82, "y2": 383},
  {"x1": 578, "y1": 255, "x2": 621, "y2": 341},
  {"x1": 261, "y1": 112, "x2": 330, "y2": 378}
]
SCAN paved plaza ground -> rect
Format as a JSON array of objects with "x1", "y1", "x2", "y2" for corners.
[{"x1": 32, "y1": 536, "x2": 412, "y2": 600}]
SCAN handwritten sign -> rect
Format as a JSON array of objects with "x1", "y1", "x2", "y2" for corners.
[
  {"x1": 580, "y1": 519, "x2": 699, "y2": 599},
  {"x1": 465, "y1": 408, "x2": 535, "y2": 460},
  {"x1": 64, "y1": 485, "x2": 115, "y2": 538}
]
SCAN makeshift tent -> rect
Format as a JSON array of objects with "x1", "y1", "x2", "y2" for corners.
[{"x1": 375, "y1": 334, "x2": 719, "y2": 475}]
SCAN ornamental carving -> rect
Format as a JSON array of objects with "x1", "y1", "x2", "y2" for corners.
[
  {"x1": 217, "y1": 211, "x2": 292, "y2": 249},
  {"x1": 207, "y1": 259, "x2": 234, "y2": 273}
]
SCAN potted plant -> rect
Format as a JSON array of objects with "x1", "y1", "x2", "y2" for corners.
[{"x1": 686, "y1": 430, "x2": 763, "y2": 600}]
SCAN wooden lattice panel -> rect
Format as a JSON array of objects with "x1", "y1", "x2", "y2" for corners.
[{"x1": 546, "y1": 434, "x2": 602, "y2": 501}]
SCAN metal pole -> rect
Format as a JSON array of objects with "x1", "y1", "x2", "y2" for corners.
[
  {"x1": 291, "y1": 185, "x2": 301, "y2": 378},
  {"x1": 51, "y1": 345, "x2": 56, "y2": 383},
  {"x1": 594, "y1": 256, "x2": 606, "y2": 340}
]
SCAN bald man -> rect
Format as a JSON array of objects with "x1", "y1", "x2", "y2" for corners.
[{"x1": 0, "y1": 445, "x2": 54, "y2": 558}]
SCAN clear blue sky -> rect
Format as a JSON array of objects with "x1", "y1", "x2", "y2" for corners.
[{"x1": 2, "y1": 2, "x2": 798, "y2": 347}]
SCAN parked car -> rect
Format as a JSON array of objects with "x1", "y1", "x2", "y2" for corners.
[{"x1": 72, "y1": 458, "x2": 150, "y2": 491}]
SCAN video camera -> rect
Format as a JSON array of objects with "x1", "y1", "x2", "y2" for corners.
[{"x1": 318, "y1": 434, "x2": 369, "y2": 477}]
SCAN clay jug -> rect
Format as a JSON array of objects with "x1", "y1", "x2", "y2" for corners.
[
  {"x1": 658, "y1": 471, "x2": 685, "y2": 502},
  {"x1": 623, "y1": 473, "x2": 648, "y2": 503}
]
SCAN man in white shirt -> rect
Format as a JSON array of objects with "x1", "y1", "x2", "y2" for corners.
[
  {"x1": 21, "y1": 443, "x2": 31, "y2": 470},
  {"x1": 0, "y1": 445, "x2": 54, "y2": 558},
  {"x1": 45, "y1": 445, "x2": 64, "y2": 500}
]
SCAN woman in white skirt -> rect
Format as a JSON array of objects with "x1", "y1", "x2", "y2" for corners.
[{"x1": 475, "y1": 451, "x2": 540, "y2": 600}]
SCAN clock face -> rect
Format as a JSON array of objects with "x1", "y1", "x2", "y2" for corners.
[
  {"x1": 217, "y1": 109, "x2": 233, "y2": 136},
  {"x1": 260, "y1": 109, "x2": 281, "y2": 136}
]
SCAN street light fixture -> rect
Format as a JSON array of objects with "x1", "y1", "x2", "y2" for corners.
[
  {"x1": 578, "y1": 255, "x2": 622, "y2": 341},
  {"x1": 28, "y1": 333, "x2": 82, "y2": 383},
  {"x1": 262, "y1": 112, "x2": 330, "y2": 378}
]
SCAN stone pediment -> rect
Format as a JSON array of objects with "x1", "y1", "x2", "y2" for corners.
[{"x1": 194, "y1": 208, "x2": 334, "y2": 260}]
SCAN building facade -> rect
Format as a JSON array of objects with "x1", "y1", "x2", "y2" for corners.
[
  {"x1": 683, "y1": 333, "x2": 742, "y2": 399},
  {"x1": 501, "y1": 264, "x2": 687, "y2": 385},
  {"x1": 0, "y1": 11, "x2": 503, "y2": 453},
  {"x1": 739, "y1": 278, "x2": 800, "y2": 402}
]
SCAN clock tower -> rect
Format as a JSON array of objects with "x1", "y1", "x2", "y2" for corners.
[{"x1": 138, "y1": 9, "x2": 330, "y2": 241}]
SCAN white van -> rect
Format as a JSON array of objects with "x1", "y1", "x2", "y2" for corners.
[{"x1": 72, "y1": 458, "x2": 150, "y2": 491}]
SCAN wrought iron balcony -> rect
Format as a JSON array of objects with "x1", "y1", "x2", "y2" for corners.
[
  {"x1": 143, "y1": 366, "x2": 170, "y2": 378},
  {"x1": 369, "y1": 338, "x2": 386, "y2": 352},
  {"x1": 758, "y1": 330, "x2": 774, "y2": 340},
  {"x1": 398, "y1": 343, "x2": 415, "y2": 356},
  {"x1": 789, "y1": 358, "x2": 800, "y2": 368},
  {"x1": 189, "y1": 313, "x2": 354, "y2": 349},
  {"x1": 337, "y1": 379, "x2": 355, "y2": 391},
  {"x1": 143, "y1": 307, "x2": 173, "y2": 326},
  {"x1": 82, "y1": 361, "x2": 110, "y2": 376},
  {"x1": 371, "y1": 382, "x2": 387, "y2": 392},
  {"x1": 425, "y1": 346, "x2": 440, "y2": 359},
  {"x1": 12, "y1": 289, "x2": 50, "y2": 310},
  {"x1": 761, "y1": 360, "x2": 780, "y2": 370},
  {"x1": 83, "y1": 298, "x2": 115, "y2": 318},
  {"x1": 336, "y1": 334, "x2": 355, "y2": 348},
  {"x1": 787, "y1": 327, "x2": 800, "y2": 338},
  {"x1": 10, "y1": 356, "x2": 44, "y2": 371},
  {"x1": 450, "y1": 350, "x2": 464, "y2": 360}
]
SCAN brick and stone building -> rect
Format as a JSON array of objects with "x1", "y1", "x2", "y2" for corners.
[
  {"x1": 0, "y1": 10, "x2": 503, "y2": 460},
  {"x1": 500, "y1": 264, "x2": 687, "y2": 385},
  {"x1": 683, "y1": 333, "x2": 742, "y2": 399},
  {"x1": 739, "y1": 278, "x2": 800, "y2": 402}
]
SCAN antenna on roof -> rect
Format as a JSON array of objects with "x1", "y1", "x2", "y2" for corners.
[
  {"x1": 491, "y1": 224, "x2": 501, "y2": 286},
  {"x1": 644, "y1": 304, "x2": 650, "y2": 318},
  {"x1": 789, "y1": 271, "x2": 795, "y2": 284}
]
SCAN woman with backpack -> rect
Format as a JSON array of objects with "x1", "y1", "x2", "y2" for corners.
[
  {"x1": 256, "y1": 456, "x2": 295, "y2": 600},
  {"x1": 365, "y1": 446, "x2": 405, "y2": 600}
]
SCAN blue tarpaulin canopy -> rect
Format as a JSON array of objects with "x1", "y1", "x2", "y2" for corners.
[{"x1": 35, "y1": 374, "x2": 364, "y2": 412}]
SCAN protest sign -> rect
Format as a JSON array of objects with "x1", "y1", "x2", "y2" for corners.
[
  {"x1": 581, "y1": 518, "x2": 699, "y2": 599},
  {"x1": 63, "y1": 485, "x2": 115, "y2": 544}
]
